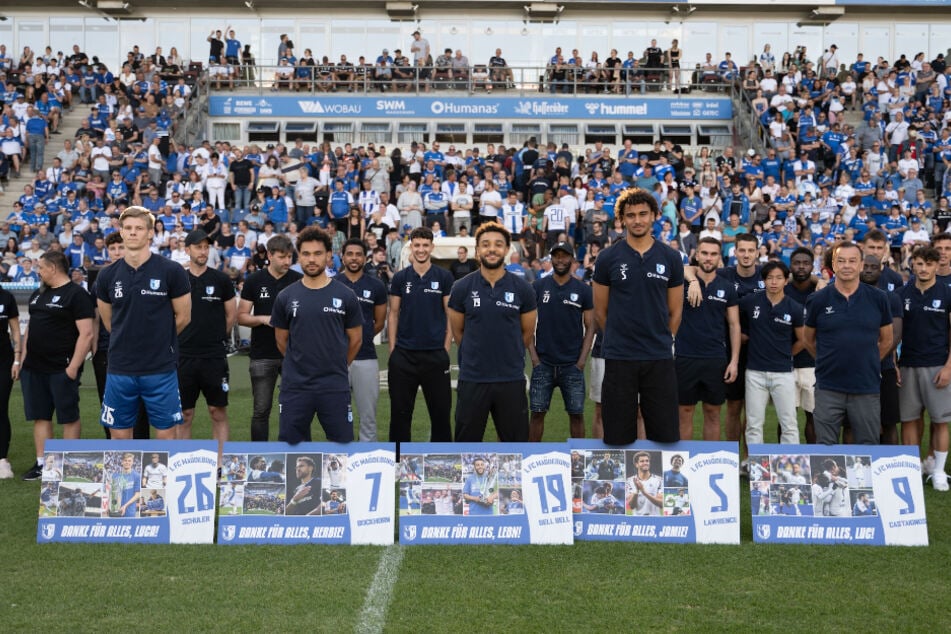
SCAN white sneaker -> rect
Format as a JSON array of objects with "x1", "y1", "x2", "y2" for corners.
[
  {"x1": 934, "y1": 472, "x2": 949, "y2": 492},
  {"x1": 0, "y1": 458, "x2": 13, "y2": 479},
  {"x1": 923, "y1": 455, "x2": 935, "y2": 477}
]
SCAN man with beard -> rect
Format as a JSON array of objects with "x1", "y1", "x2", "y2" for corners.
[
  {"x1": 675, "y1": 237, "x2": 740, "y2": 440},
  {"x1": 271, "y1": 228, "x2": 362, "y2": 443},
  {"x1": 237, "y1": 235, "x2": 302, "y2": 441},
  {"x1": 859, "y1": 254, "x2": 902, "y2": 445},
  {"x1": 527, "y1": 241, "x2": 594, "y2": 441},
  {"x1": 177, "y1": 230, "x2": 236, "y2": 452},
  {"x1": 286, "y1": 455, "x2": 321, "y2": 515},
  {"x1": 861, "y1": 230, "x2": 904, "y2": 293},
  {"x1": 387, "y1": 226, "x2": 455, "y2": 444},
  {"x1": 593, "y1": 188, "x2": 684, "y2": 444},
  {"x1": 784, "y1": 247, "x2": 818, "y2": 443},
  {"x1": 337, "y1": 239, "x2": 387, "y2": 442},
  {"x1": 462, "y1": 456, "x2": 497, "y2": 515},
  {"x1": 449, "y1": 223, "x2": 537, "y2": 442}
]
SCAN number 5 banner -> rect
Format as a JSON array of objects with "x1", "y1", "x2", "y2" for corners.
[
  {"x1": 569, "y1": 440, "x2": 741, "y2": 544},
  {"x1": 398, "y1": 443, "x2": 573, "y2": 545},
  {"x1": 37, "y1": 440, "x2": 218, "y2": 544},
  {"x1": 216, "y1": 442, "x2": 396, "y2": 545},
  {"x1": 748, "y1": 444, "x2": 928, "y2": 546}
]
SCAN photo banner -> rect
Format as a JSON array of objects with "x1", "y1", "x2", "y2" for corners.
[
  {"x1": 37, "y1": 440, "x2": 218, "y2": 544},
  {"x1": 398, "y1": 443, "x2": 573, "y2": 545},
  {"x1": 216, "y1": 442, "x2": 396, "y2": 545},
  {"x1": 748, "y1": 444, "x2": 928, "y2": 546},
  {"x1": 569, "y1": 440, "x2": 741, "y2": 544}
]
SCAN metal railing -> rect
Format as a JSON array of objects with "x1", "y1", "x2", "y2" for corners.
[{"x1": 201, "y1": 64, "x2": 738, "y2": 97}]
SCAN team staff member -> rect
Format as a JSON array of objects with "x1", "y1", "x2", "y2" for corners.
[
  {"x1": 740, "y1": 261, "x2": 804, "y2": 445},
  {"x1": 450, "y1": 222, "x2": 537, "y2": 442},
  {"x1": 20, "y1": 250, "x2": 94, "y2": 480},
  {"x1": 177, "y1": 229, "x2": 236, "y2": 449},
  {"x1": 859, "y1": 254, "x2": 903, "y2": 445},
  {"x1": 271, "y1": 227, "x2": 362, "y2": 444},
  {"x1": 897, "y1": 247, "x2": 951, "y2": 491},
  {"x1": 784, "y1": 247, "x2": 818, "y2": 444},
  {"x1": 593, "y1": 188, "x2": 684, "y2": 444},
  {"x1": 388, "y1": 226, "x2": 454, "y2": 444},
  {"x1": 238, "y1": 235, "x2": 302, "y2": 441},
  {"x1": 527, "y1": 241, "x2": 594, "y2": 441},
  {"x1": 96, "y1": 206, "x2": 191, "y2": 440},
  {"x1": 337, "y1": 238, "x2": 387, "y2": 442},
  {"x1": 805, "y1": 242, "x2": 892, "y2": 445},
  {"x1": 675, "y1": 237, "x2": 740, "y2": 441},
  {"x1": 0, "y1": 276, "x2": 19, "y2": 479}
]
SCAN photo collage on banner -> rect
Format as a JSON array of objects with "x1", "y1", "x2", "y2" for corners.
[
  {"x1": 399, "y1": 443, "x2": 573, "y2": 545},
  {"x1": 37, "y1": 440, "x2": 218, "y2": 544},
  {"x1": 216, "y1": 442, "x2": 395, "y2": 545},
  {"x1": 569, "y1": 440, "x2": 740, "y2": 544},
  {"x1": 749, "y1": 445, "x2": 928, "y2": 546}
]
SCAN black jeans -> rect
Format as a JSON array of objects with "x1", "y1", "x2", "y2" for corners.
[{"x1": 387, "y1": 347, "x2": 452, "y2": 444}]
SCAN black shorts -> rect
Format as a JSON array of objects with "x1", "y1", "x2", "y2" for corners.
[
  {"x1": 676, "y1": 357, "x2": 727, "y2": 406},
  {"x1": 22, "y1": 368, "x2": 81, "y2": 424},
  {"x1": 724, "y1": 345, "x2": 748, "y2": 401},
  {"x1": 601, "y1": 358, "x2": 679, "y2": 444},
  {"x1": 177, "y1": 357, "x2": 230, "y2": 410},
  {"x1": 880, "y1": 368, "x2": 900, "y2": 427}
]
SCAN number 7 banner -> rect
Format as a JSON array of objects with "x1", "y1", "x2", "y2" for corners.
[
  {"x1": 216, "y1": 442, "x2": 396, "y2": 545},
  {"x1": 398, "y1": 443, "x2": 573, "y2": 545}
]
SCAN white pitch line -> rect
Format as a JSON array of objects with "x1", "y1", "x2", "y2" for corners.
[{"x1": 355, "y1": 544, "x2": 405, "y2": 634}]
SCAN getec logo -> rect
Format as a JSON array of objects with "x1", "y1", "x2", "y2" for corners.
[{"x1": 297, "y1": 100, "x2": 362, "y2": 115}]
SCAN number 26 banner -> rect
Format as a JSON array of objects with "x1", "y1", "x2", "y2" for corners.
[
  {"x1": 569, "y1": 440, "x2": 741, "y2": 544},
  {"x1": 398, "y1": 443, "x2": 573, "y2": 545},
  {"x1": 216, "y1": 442, "x2": 396, "y2": 545},
  {"x1": 37, "y1": 440, "x2": 218, "y2": 544}
]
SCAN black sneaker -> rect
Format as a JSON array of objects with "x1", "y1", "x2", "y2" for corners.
[{"x1": 22, "y1": 464, "x2": 43, "y2": 481}]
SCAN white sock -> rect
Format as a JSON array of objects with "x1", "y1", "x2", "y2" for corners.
[
  {"x1": 935, "y1": 451, "x2": 948, "y2": 476},
  {"x1": 36, "y1": 457, "x2": 44, "y2": 467}
]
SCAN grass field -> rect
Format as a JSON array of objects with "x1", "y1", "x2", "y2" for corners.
[{"x1": 3, "y1": 351, "x2": 950, "y2": 632}]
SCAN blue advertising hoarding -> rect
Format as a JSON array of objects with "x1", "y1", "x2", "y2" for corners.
[
  {"x1": 748, "y1": 444, "x2": 928, "y2": 546},
  {"x1": 398, "y1": 443, "x2": 573, "y2": 545},
  {"x1": 569, "y1": 440, "x2": 741, "y2": 544},
  {"x1": 37, "y1": 440, "x2": 218, "y2": 544},
  {"x1": 209, "y1": 95, "x2": 733, "y2": 120},
  {"x1": 216, "y1": 442, "x2": 395, "y2": 545}
]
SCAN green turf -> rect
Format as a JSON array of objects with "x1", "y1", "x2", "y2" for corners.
[{"x1": 2, "y1": 351, "x2": 950, "y2": 631}]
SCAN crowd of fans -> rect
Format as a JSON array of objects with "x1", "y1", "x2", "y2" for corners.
[{"x1": 0, "y1": 36, "x2": 950, "y2": 294}]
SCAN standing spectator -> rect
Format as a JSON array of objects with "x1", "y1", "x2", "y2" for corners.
[
  {"x1": 24, "y1": 106, "x2": 48, "y2": 173},
  {"x1": 409, "y1": 30, "x2": 430, "y2": 67},
  {"x1": 207, "y1": 28, "x2": 226, "y2": 63},
  {"x1": 228, "y1": 148, "x2": 254, "y2": 225}
]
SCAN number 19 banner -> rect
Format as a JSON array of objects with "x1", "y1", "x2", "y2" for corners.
[
  {"x1": 569, "y1": 440, "x2": 741, "y2": 544},
  {"x1": 37, "y1": 440, "x2": 218, "y2": 544},
  {"x1": 216, "y1": 442, "x2": 396, "y2": 545},
  {"x1": 748, "y1": 444, "x2": 928, "y2": 546},
  {"x1": 398, "y1": 443, "x2": 573, "y2": 545}
]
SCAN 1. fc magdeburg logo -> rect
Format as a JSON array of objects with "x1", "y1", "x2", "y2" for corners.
[
  {"x1": 756, "y1": 524, "x2": 771, "y2": 540},
  {"x1": 403, "y1": 525, "x2": 417, "y2": 541},
  {"x1": 222, "y1": 525, "x2": 236, "y2": 542}
]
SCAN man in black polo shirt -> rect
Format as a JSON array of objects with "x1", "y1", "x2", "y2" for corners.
[
  {"x1": 271, "y1": 228, "x2": 362, "y2": 444},
  {"x1": 784, "y1": 247, "x2": 818, "y2": 444},
  {"x1": 449, "y1": 222, "x2": 537, "y2": 442},
  {"x1": 675, "y1": 237, "x2": 740, "y2": 440},
  {"x1": 238, "y1": 235, "x2": 302, "y2": 441},
  {"x1": 897, "y1": 246, "x2": 951, "y2": 491},
  {"x1": 527, "y1": 241, "x2": 594, "y2": 441},
  {"x1": 177, "y1": 229, "x2": 236, "y2": 449},
  {"x1": 859, "y1": 254, "x2": 902, "y2": 445},
  {"x1": 96, "y1": 206, "x2": 191, "y2": 440},
  {"x1": 805, "y1": 241, "x2": 892, "y2": 445},
  {"x1": 387, "y1": 226, "x2": 455, "y2": 444},
  {"x1": 861, "y1": 229, "x2": 904, "y2": 293},
  {"x1": 740, "y1": 261, "x2": 804, "y2": 445},
  {"x1": 19, "y1": 250, "x2": 94, "y2": 481},
  {"x1": 337, "y1": 238, "x2": 388, "y2": 442},
  {"x1": 593, "y1": 188, "x2": 685, "y2": 444}
]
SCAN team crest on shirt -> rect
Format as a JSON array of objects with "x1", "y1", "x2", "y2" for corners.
[
  {"x1": 0, "y1": 305, "x2": 4, "y2": 313},
  {"x1": 887, "y1": 283, "x2": 895, "y2": 291},
  {"x1": 758, "y1": 280, "x2": 765, "y2": 289},
  {"x1": 934, "y1": 300, "x2": 942, "y2": 309},
  {"x1": 333, "y1": 297, "x2": 342, "y2": 308},
  {"x1": 150, "y1": 279, "x2": 160, "y2": 290},
  {"x1": 206, "y1": 285, "x2": 215, "y2": 295},
  {"x1": 505, "y1": 292, "x2": 515, "y2": 303},
  {"x1": 656, "y1": 264, "x2": 666, "y2": 275},
  {"x1": 363, "y1": 289, "x2": 371, "y2": 299},
  {"x1": 51, "y1": 295, "x2": 60, "y2": 304},
  {"x1": 569, "y1": 293, "x2": 578, "y2": 302},
  {"x1": 716, "y1": 289, "x2": 725, "y2": 298},
  {"x1": 431, "y1": 282, "x2": 439, "y2": 290}
]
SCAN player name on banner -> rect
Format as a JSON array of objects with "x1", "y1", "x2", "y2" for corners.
[
  {"x1": 569, "y1": 440, "x2": 740, "y2": 544},
  {"x1": 37, "y1": 440, "x2": 218, "y2": 544},
  {"x1": 399, "y1": 443, "x2": 573, "y2": 545},
  {"x1": 216, "y1": 442, "x2": 395, "y2": 545},
  {"x1": 748, "y1": 444, "x2": 928, "y2": 546}
]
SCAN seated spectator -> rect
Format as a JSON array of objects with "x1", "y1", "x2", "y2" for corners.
[{"x1": 489, "y1": 48, "x2": 514, "y2": 88}]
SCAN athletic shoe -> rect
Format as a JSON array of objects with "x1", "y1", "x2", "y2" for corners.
[
  {"x1": 933, "y1": 472, "x2": 949, "y2": 492},
  {"x1": 922, "y1": 455, "x2": 935, "y2": 477},
  {"x1": 21, "y1": 464, "x2": 43, "y2": 481},
  {"x1": 0, "y1": 459, "x2": 13, "y2": 479}
]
